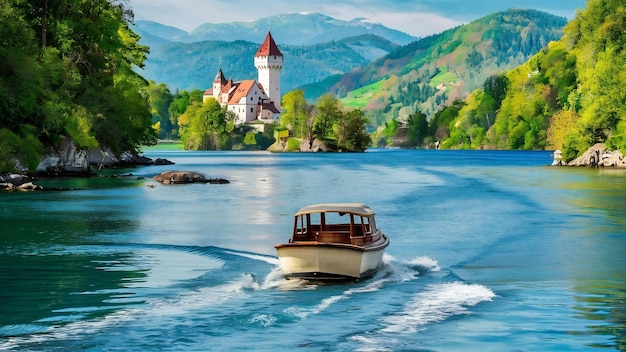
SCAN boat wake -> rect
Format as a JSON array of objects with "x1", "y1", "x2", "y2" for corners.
[
  {"x1": 346, "y1": 281, "x2": 496, "y2": 350},
  {"x1": 380, "y1": 281, "x2": 496, "y2": 333},
  {"x1": 0, "y1": 245, "x2": 493, "y2": 351},
  {"x1": 280, "y1": 254, "x2": 441, "y2": 320}
]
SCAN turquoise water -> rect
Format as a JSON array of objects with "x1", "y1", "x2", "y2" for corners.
[{"x1": 1, "y1": 149, "x2": 625, "y2": 351}]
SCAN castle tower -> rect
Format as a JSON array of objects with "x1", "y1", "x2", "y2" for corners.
[
  {"x1": 254, "y1": 32, "x2": 283, "y2": 111},
  {"x1": 212, "y1": 68, "x2": 227, "y2": 100}
]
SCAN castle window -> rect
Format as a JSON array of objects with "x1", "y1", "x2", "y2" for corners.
[{"x1": 250, "y1": 107, "x2": 253, "y2": 113}]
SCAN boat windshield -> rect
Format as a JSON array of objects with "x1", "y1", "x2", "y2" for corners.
[{"x1": 292, "y1": 211, "x2": 375, "y2": 240}]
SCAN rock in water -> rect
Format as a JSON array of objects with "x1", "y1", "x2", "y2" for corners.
[{"x1": 152, "y1": 171, "x2": 211, "y2": 184}]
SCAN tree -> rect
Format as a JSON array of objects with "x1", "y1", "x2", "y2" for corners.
[
  {"x1": 335, "y1": 109, "x2": 371, "y2": 152},
  {"x1": 406, "y1": 111, "x2": 429, "y2": 147},
  {"x1": 145, "y1": 81, "x2": 173, "y2": 140},
  {"x1": 0, "y1": 0, "x2": 156, "y2": 171},
  {"x1": 483, "y1": 74, "x2": 510, "y2": 110},
  {"x1": 168, "y1": 89, "x2": 203, "y2": 139},
  {"x1": 281, "y1": 90, "x2": 310, "y2": 138},
  {"x1": 179, "y1": 98, "x2": 234, "y2": 150},
  {"x1": 313, "y1": 94, "x2": 342, "y2": 141}
]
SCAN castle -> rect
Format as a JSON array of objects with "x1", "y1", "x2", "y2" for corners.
[{"x1": 203, "y1": 32, "x2": 283, "y2": 126}]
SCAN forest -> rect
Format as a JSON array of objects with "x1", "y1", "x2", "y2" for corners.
[
  {"x1": 379, "y1": 0, "x2": 625, "y2": 161},
  {"x1": 147, "y1": 84, "x2": 370, "y2": 153},
  {"x1": 1, "y1": 0, "x2": 623, "y2": 172},
  {"x1": 0, "y1": 0, "x2": 156, "y2": 173}
]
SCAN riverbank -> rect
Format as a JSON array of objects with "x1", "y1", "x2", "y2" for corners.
[{"x1": 553, "y1": 143, "x2": 626, "y2": 168}]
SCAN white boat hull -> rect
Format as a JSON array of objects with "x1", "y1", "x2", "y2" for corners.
[{"x1": 276, "y1": 243, "x2": 386, "y2": 280}]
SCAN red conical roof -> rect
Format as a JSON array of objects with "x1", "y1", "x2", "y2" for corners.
[
  {"x1": 255, "y1": 32, "x2": 283, "y2": 57},
  {"x1": 213, "y1": 69, "x2": 226, "y2": 84}
]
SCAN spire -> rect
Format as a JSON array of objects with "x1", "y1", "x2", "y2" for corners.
[
  {"x1": 213, "y1": 68, "x2": 226, "y2": 84},
  {"x1": 255, "y1": 32, "x2": 283, "y2": 57}
]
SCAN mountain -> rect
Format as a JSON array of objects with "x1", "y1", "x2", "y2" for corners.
[
  {"x1": 137, "y1": 34, "x2": 399, "y2": 93},
  {"x1": 135, "y1": 13, "x2": 418, "y2": 46},
  {"x1": 133, "y1": 21, "x2": 187, "y2": 42},
  {"x1": 436, "y1": 0, "x2": 626, "y2": 157},
  {"x1": 301, "y1": 9, "x2": 569, "y2": 126},
  {"x1": 133, "y1": 13, "x2": 413, "y2": 93}
]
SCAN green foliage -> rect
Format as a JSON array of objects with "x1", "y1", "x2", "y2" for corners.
[
  {"x1": 243, "y1": 132, "x2": 257, "y2": 146},
  {"x1": 145, "y1": 81, "x2": 174, "y2": 139},
  {"x1": 286, "y1": 138, "x2": 301, "y2": 151},
  {"x1": 0, "y1": 128, "x2": 44, "y2": 173},
  {"x1": 281, "y1": 90, "x2": 310, "y2": 138},
  {"x1": 178, "y1": 98, "x2": 234, "y2": 150},
  {"x1": 0, "y1": 0, "x2": 157, "y2": 171},
  {"x1": 0, "y1": 129, "x2": 23, "y2": 174},
  {"x1": 429, "y1": 101, "x2": 465, "y2": 142},
  {"x1": 332, "y1": 9, "x2": 567, "y2": 126},
  {"x1": 335, "y1": 109, "x2": 371, "y2": 152},
  {"x1": 279, "y1": 91, "x2": 371, "y2": 151},
  {"x1": 406, "y1": 112, "x2": 429, "y2": 147},
  {"x1": 168, "y1": 89, "x2": 204, "y2": 139},
  {"x1": 483, "y1": 74, "x2": 510, "y2": 110},
  {"x1": 313, "y1": 94, "x2": 343, "y2": 141}
]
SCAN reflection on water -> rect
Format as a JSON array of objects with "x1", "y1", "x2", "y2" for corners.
[
  {"x1": 559, "y1": 169, "x2": 626, "y2": 350},
  {"x1": 0, "y1": 150, "x2": 625, "y2": 351}
]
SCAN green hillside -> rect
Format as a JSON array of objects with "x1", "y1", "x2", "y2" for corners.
[
  {"x1": 438, "y1": 0, "x2": 625, "y2": 159},
  {"x1": 139, "y1": 34, "x2": 398, "y2": 93},
  {"x1": 305, "y1": 9, "x2": 568, "y2": 127}
]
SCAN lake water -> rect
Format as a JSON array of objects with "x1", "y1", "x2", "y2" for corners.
[{"x1": 1, "y1": 149, "x2": 625, "y2": 351}]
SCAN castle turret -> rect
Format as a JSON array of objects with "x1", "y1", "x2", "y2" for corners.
[
  {"x1": 212, "y1": 68, "x2": 227, "y2": 100},
  {"x1": 254, "y1": 32, "x2": 283, "y2": 111}
]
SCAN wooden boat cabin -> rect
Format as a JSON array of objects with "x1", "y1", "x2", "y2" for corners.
[{"x1": 289, "y1": 203, "x2": 382, "y2": 247}]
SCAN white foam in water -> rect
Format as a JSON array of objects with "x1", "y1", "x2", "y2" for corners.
[
  {"x1": 224, "y1": 251, "x2": 279, "y2": 265},
  {"x1": 248, "y1": 313, "x2": 277, "y2": 327},
  {"x1": 380, "y1": 254, "x2": 440, "y2": 281},
  {"x1": 381, "y1": 281, "x2": 496, "y2": 334},
  {"x1": 0, "y1": 273, "x2": 261, "y2": 350},
  {"x1": 284, "y1": 255, "x2": 437, "y2": 320}
]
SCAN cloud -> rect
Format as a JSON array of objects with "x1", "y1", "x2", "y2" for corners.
[{"x1": 128, "y1": 0, "x2": 586, "y2": 36}]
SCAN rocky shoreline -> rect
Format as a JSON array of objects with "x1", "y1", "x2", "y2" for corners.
[
  {"x1": 552, "y1": 143, "x2": 626, "y2": 168},
  {"x1": 1, "y1": 138, "x2": 174, "y2": 191},
  {"x1": 4, "y1": 142, "x2": 624, "y2": 191},
  {"x1": 0, "y1": 174, "x2": 41, "y2": 191},
  {"x1": 34, "y1": 138, "x2": 174, "y2": 176}
]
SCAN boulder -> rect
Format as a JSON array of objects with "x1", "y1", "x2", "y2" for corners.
[
  {"x1": 17, "y1": 182, "x2": 41, "y2": 191},
  {"x1": 88, "y1": 147, "x2": 119, "y2": 169},
  {"x1": 36, "y1": 138, "x2": 90, "y2": 176},
  {"x1": 153, "y1": 171, "x2": 228, "y2": 185},
  {"x1": 0, "y1": 174, "x2": 41, "y2": 191},
  {"x1": 299, "y1": 138, "x2": 335, "y2": 152},
  {"x1": 568, "y1": 143, "x2": 626, "y2": 168},
  {"x1": 34, "y1": 137, "x2": 175, "y2": 176}
]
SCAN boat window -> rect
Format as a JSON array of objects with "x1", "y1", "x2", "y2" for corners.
[
  {"x1": 322, "y1": 212, "x2": 346, "y2": 228},
  {"x1": 359, "y1": 216, "x2": 372, "y2": 236},
  {"x1": 294, "y1": 214, "x2": 308, "y2": 237}
]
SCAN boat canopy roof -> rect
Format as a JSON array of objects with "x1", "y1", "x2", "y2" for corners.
[{"x1": 295, "y1": 203, "x2": 375, "y2": 217}]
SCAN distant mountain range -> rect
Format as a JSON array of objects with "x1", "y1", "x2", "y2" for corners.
[
  {"x1": 134, "y1": 13, "x2": 418, "y2": 46},
  {"x1": 133, "y1": 13, "x2": 416, "y2": 93},
  {"x1": 135, "y1": 9, "x2": 568, "y2": 128},
  {"x1": 304, "y1": 9, "x2": 569, "y2": 125}
]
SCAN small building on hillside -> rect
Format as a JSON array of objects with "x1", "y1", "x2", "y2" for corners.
[{"x1": 203, "y1": 32, "x2": 283, "y2": 126}]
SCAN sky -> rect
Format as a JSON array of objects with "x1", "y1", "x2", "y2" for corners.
[{"x1": 129, "y1": 0, "x2": 588, "y2": 37}]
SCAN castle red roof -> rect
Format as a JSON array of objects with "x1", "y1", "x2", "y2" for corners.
[
  {"x1": 255, "y1": 32, "x2": 283, "y2": 57},
  {"x1": 213, "y1": 68, "x2": 226, "y2": 84}
]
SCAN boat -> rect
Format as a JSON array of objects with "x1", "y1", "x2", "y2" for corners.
[{"x1": 275, "y1": 203, "x2": 390, "y2": 280}]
